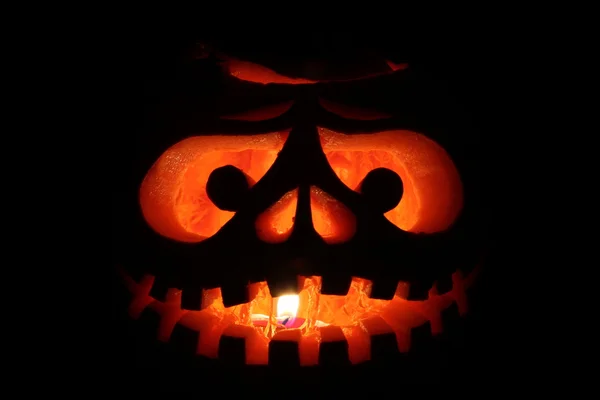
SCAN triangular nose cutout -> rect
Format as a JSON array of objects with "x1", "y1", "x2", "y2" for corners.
[
  {"x1": 310, "y1": 186, "x2": 356, "y2": 244},
  {"x1": 255, "y1": 189, "x2": 298, "y2": 243}
]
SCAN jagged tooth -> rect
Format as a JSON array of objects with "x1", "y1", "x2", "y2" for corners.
[
  {"x1": 201, "y1": 287, "x2": 223, "y2": 309},
  {"x1": 138, "y1": 275, "x2": 155, "y2": 296},
  {"x1": 320, "y1": 274, "x2": 352, "y2": 295},
  {"x1": 218, "y1": 335, "x2": 246, "y2": 365},
  {"x1": 465, "y1": 262, "x2": 480, "y2": 284},
  {"x1": 427, "y1": 286, "x2": 443, "y2": 335},
  {"x1": 453, "y1": 269, "x2": 464, "y2": 282},
  {"x1": 370, "y1": 278, "x2": 398, "y2": 300},
  {"x1": 299, "y1": 275, "x2": 322, "y2": 293},
  {"x1": 395, "y1": 329, "x2": 411, "y2": 353},
  {"x1": 297, "y1": 275, "x2": 309, "y2": 290},
  {"x1": 115, "y1": 266, "x2": 136, "y2": 294},
  {"x1": 220, "y1": 281, "x2": 250, "y2": 308},
  {"x1": 118, "y1": 263, "x2": 145, "y2": 283},
  {"x1": 195, "y1": 312, "x2": 224, "y2": 358},
  {"x1": 428, "y1": 284, "x2": 438, "y2": 297},
  {"x1": 128, "y1": 274, "x2": 154, "y2": 319},
  {"x1": 166, "y1": 287, "x2": 182, "y2": 302},
  {"x1": 247, "y1": 281, "x2": 266, "y2": 303},
  {"x1": 157, "y1": 288, "x2": 183, "y2": 342},
  {"x1": 395, "y1": 281, "x2": 410, "y2": 299},
  {"x1": 299, "y1": 275, "x2": 321, "y2": 328}
]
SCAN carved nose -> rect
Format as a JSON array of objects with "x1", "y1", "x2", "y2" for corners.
[{"x1": 291, "y1": 185, "x2": 314, "y2": 238}]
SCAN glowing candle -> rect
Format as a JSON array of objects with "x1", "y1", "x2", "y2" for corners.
[{"x1": 250, "y1": 294, "x2": 329, "y2": 329}]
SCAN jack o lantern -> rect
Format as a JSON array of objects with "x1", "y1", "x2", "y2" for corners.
[{"x1": 112, "y1": 37, "x2": 487, "y2": 375}]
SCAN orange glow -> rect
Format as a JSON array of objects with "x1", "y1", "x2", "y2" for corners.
[
  {"x1": 225, "y1": 58, "x2": 316, "y2": 85},
  {"x1": 310, "y1": 187, "x2": 356, "y2": 243},
  {"x1": 220, "y1": 54, "x2": 407, "y2": 85},
  {"x1": 276, "y1": 295, "x2": 299, "y2": 318},
  {"x1": 139, "y1": 133, "x2": 287, "y2": 242},
  {"x1": 320, "y1": 128, "x2": 463, "y2": 233},
  {"x1": 255, "y1": 189, "x2": 298, "y2": 243},
  {"x1": 256, "y1": 187, "x2": 357, "y2": 244},
  {"x1": 140, "y1": 128, "x2": 461, "y2": 242},
  {"x1": 385, "y1": 60, "x2": 409, "y2": 71},
  {"x1": 120, "y1": 267, "x2": 477, "y2": 365}
]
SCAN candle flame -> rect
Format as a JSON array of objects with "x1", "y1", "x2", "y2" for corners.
[{"x1": 277, "y1": 295, "x2": 299, "y2": 319}]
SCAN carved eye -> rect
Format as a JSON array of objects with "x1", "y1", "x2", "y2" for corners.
[
  {"x1": 139, "y1": 132, "x2": 287, "y2": 242},
  {"x1": 320, "y1": 128, "x2": 463, "y2": 233}
]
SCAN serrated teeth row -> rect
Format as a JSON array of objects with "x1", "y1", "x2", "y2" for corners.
[
  {"x1": 118, "y1": 266, "x2": 479, "y2": 365},
  {"x1": 145, "y1": 272, "x2": 467, "y2": 311}
]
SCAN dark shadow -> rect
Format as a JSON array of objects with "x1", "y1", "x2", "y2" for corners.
[{"x1": 111, "y1": 30, "x2": 512, "y2": 390}]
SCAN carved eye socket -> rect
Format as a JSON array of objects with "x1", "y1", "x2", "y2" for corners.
[
  {"x1": 139, "y1": 133, "x2": 286, "y2": 242},
  {"x1": 320, "y1": 128, "x2": 463, "y2": 233},
  {"x1": 205, "y1": 165, "x2": 254, "y2": 212},
  {"x1": 358, "y1": 167, "x2": 404, "y2": 214}
]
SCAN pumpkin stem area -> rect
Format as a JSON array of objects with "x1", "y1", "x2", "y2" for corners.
[
  {"x1": 139, "y1": 129, "x2": 462, "y2": 243},
  {"x1": 120, "y1": 267, "x2": 479, "y2": 365}
]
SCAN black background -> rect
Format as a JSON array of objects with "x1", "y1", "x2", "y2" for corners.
[{"x1": 110, "y1": 27, "x2": 525, "y2": 389}]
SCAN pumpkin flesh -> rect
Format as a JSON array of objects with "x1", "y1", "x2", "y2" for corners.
[
  {"x1": 140, "y1": 128, "x2": 462, "y2": 243},
  {"x1": 121, "y1": 268, "x2": 477, "y2": 365},
  {"x1": 131, "y1": 127, "x2": 469, "y2": 365}
]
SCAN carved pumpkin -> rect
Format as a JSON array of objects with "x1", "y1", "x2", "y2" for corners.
[{"x1": 112, "y1": 37, "x2": 487, "y2": 377}]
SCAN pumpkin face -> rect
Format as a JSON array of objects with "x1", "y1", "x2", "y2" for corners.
[{"x1": 113, "y1": 40, "x2": 487, "y2": 373}]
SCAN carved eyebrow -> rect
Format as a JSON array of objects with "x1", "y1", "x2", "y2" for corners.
[
  {"x1": 316, "y1": 104, "x2": 402, "y2": 134},
  {"x1": 212, "y1": 98, "x2": 404, "y2": 136},
  {"x1": 217, "y1": 52, "x2": 409, "y2": 85},
  {"x1": 386, "y1": 60, "x2": 409, "y2": 71},
  {"x1": 227, "y1": 59, "x2": 317, "y2": 85},
  {"x1": 318, "y1": 97, "x2": 391, "y2": 120}
]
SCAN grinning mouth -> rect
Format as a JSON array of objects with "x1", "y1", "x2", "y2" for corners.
[{"x1": 118, "y1": 265, "x2": 479, "y2": 366}]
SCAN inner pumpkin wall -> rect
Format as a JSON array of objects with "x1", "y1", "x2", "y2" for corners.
[
  {"x1": 139, "y1": 128, "x2": 462, "y2": 243},
  {"x1": 123, "y1": 268, "x2": 475, "y2": 365},
  {"x1": 319, "y1": 128, "x2": 463, "y2": 234},
  {"x1": 139, "y1": 133, "x2": 286, "y2": 242}
]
